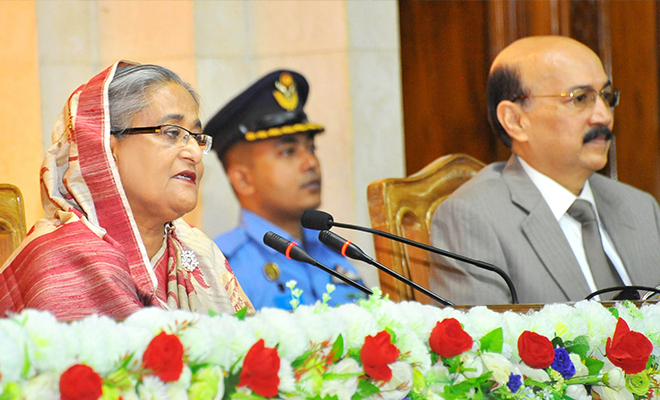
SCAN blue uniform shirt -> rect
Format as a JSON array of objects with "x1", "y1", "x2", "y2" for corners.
[{"x1": 215, "y1": 209, "x2": 366, "y2": 310}]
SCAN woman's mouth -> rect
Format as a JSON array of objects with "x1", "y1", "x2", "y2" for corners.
[{"x1": 174, "y1": 170, "x2": 197, "y2": 184}]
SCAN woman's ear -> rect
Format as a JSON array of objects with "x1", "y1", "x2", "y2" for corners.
[
  {"x1": 497, "y1": 100, "x2": 529, "y2": 144},
  {"x1": 109, "y1": 135, "x2": 119, "y2": 162}
]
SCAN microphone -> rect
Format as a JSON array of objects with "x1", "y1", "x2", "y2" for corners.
[
  {"x1": 262, "y1": 231, "x2": 373, "y2": 297},
  {"x1": 301, "y1": 209, "x2": 519, "y2": 304},
  {"x1": 585, "y1": 285, "x2": 660, "y2": 301},
  {"x1": 318, "y1": 230, "x2": 454, "y2": 306}
]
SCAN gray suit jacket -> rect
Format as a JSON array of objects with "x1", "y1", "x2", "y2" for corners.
[{"x1": 430, "y1": 155, "x2": 660, "y2": 305}]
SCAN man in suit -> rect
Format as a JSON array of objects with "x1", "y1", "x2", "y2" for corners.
[
  {"x1": 203, "y1": 70, "x2": 364, "y2": 310},
  {"x1": 429, "y1": 36, "x2": 660, "y2": 305}
]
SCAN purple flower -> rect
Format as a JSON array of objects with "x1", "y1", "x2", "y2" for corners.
[
  {"x1": 550, "y1": 348, "x2": 575, "y2": 379},
  {"x1": 507, "y1": 373, "x2": 522, "y2": 393}
]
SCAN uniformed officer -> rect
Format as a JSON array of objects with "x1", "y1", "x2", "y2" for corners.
[{"x1": 204, "y1": 70, "x2": 364, "y2": 310}]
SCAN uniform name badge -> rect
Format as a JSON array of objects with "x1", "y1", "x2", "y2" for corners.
[{"x1": 263, "y1": 262, "x2": 280, "y2": 282}]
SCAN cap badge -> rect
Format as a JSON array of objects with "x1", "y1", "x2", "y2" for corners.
[
  {"x1": 273, "y1": 72, "x2": 299, "y2": 111},
  {"x1": 263, "y1": 262, "x2": 281, "y2": 282}
]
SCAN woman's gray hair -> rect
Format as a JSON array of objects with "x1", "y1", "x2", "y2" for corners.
[{"x1": 108, "y1": 64, "x2": 199, "y2": 134}]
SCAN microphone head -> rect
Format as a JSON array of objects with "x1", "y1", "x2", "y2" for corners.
[{"x1": 301, "y1": 209, "x2": 334, "y2": 230}]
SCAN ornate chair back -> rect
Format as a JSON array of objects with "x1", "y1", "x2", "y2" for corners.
[
  {"x1": 366, "y1": 154, "x2": 485, "y2": 303},
  {"x1": 0, "y1": 184, "x2": 27, "y2": 265}
]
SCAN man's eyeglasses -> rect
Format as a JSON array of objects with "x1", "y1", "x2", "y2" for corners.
[
  {"x1": 112, "y1": 124, "x2": 213, "y2": 154},
  {"x1": 512, "y1": 87, "x2": 620, "y2": 110}
]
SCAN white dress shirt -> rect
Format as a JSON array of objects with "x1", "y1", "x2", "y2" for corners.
[{"x1": 518, "y1": 157, "x2": 631, "y2": 294}]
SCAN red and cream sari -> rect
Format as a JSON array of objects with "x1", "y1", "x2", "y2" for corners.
[{"x1": 0, "y1": 62, "x2": 252, "y2": 320}]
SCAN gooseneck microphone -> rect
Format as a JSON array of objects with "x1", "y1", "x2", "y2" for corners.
[
  {"x1": 585, "y1": 285, "x2": 660, "y2": 301},
  {"x1": 318, "y1": 230, "x2": 454, "y2": 306},
  {"x1": 262, "y1": 231, "x2": 373, "y2": 296},
  {"x1": 301, "y1": 209, "x2": 519, "y2": 304}
]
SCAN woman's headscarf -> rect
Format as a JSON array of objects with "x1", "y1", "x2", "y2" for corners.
[{"x1": 0, "y1": 62, "x2": 252, "y2": 320}]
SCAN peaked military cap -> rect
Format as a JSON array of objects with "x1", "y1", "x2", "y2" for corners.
[{"x1": 204, "y1": 70, "x2": 325, "y2": 157}]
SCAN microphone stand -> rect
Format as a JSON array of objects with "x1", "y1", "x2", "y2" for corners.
[
  {"x1": 330, "y1": 221, "x2": 519, "y2": 304},
  {"x1": 318, "y1": 230, "x2": 454, "y2": 306}
]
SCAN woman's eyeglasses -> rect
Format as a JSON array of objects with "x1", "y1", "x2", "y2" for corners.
[
  {"x1": 512, "y1": 87, "x2": 620, "y2": 110},
  {"x1": 112, "y1": 124, "x2": 213, "y2": 154}
]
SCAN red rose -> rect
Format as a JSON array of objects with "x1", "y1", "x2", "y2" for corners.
[
  {"x1": 59, "y1": 364, "x2": 103, "y2": 400},
  {"x1": 238, "y1": 339, "x2": 280, "y2": 398},
  {"x1": 360, "y1": 331, "x2": 400, "y2": 382},
  {"x1": 606, "y1": 318, "x2": 653, "y2": 374},
  {"x1": 142, "y1": 331, "x2": 184, "y2": 382},
  {"x1": 518, "y1": 331, "x2": 554, "y2": 369},
  {"x1": 429, "y1": 318, "x2": 473, "y2": 358}
]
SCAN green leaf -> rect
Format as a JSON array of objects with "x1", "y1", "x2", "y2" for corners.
[
  {"x1": 564, "y1": 336, "x2": 590, "y2": 358},
  {"x1": 552, "y1": 336, "x2": 564, "y2": 349},
  {"x1": 234, "y1": 306, "x2": 249, "y2": 320},
  {"x1": 443, "y1": 374, "x2": 493, "y2": 400},
  {"x1": 479, "y1": 327, "x2": 503, "y2": 353},
  {"x1": 351, "y1": 379, "x2": 380, "y2": 400},
  {"x1": 208, "y1": 309, "x2": 220, "y2": 317},
  {"x1": 384, "y1": 327, "x2": 396, "y2": 342},
  {"x1": 291, "y1": 349, "x2": 313, "y2": 369},
  {"x1": 223, "y1": 371, "x2": 241, "y2": 400},
  {"x1": 308, "y1": 395, "x2": 340, "y2": 400},
  {"x1": 330, "y1": 334, "x2": 344, "y2": 362},
  {"x1": 584, "y1": 357, "x2": 605, "y2": 377},
  {"x1": 443, "y1": 355, "x2": 462, "y2": 374},
  {"x1": 609, "y1": 307, "x2": 619, "y2": 319}
]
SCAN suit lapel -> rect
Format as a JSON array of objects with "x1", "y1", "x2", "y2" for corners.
[
  {"x1": 590, "y1": 176, "x2": 642, "y2": 283},
  {"x1": 503, "y1": 156, "x2": 591, "y2": 299}
]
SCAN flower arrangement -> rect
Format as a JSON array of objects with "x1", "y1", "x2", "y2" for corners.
[{"x1": 1, "y1": 286, "x2": 660, "y2": 400}]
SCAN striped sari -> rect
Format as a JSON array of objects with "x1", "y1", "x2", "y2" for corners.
[{"x1": 0, "y1": 62, "x2": 253, "y2": 320}]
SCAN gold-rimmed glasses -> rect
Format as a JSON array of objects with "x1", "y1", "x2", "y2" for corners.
[
  {"x1": 512, "y1": 87, "x2": 620, "y2": 110},
  {"x1": 112, "y1": 124, "x2": 213, "y2": 154}
]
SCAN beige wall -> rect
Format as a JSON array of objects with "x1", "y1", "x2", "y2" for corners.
[
  {"x1": 1, "y1": 2, "x2": 43, "y2": 227},
  {"x1": 1, "y1": 0, "x2": 405, "y2": 289}
]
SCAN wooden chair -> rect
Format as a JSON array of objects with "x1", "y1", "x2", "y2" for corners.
[
  {"x1": 367, "y1": 154, "x2": 485, "y2": 303},
  {"x1": 0, "y1": 184, "x2": 27, "y2": 265}
]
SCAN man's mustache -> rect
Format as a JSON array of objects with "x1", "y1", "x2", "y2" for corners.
[{"x1": 583, "y1": 126, "x2": 613, "y2": 143}]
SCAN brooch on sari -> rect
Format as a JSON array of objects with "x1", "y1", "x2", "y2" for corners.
[
  {"x1": 181, "y1": 249, "x2": 200, "y2": 272},
  {"x1": 165, "y1": 222, "x2": 200, "y2": 272}
]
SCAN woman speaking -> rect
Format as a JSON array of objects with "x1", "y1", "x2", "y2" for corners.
[{"x1": 0, "y1": 62, "x2": 252, "y2": 320}]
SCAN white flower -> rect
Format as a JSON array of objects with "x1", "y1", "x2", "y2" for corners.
[
  {"x1": 14, "y1": 309, "x2": 78, "y2": 374},
  {"x1": 138, "y1": 376, "x2": 169, "y2": 400},
  {"x1": 166, "y1": 365, "x2": 192, "y2": 399},
  {"x1": 641, "y1": 303, "x2": 660, "y2": 346},
  {"x1": 566, "y1": 384, "x2": 592, "y2": 400},
  {"x1": 602, "y1": 367, "x2": 625, "y2": 391},
  {"x1": 461, "y1": 354, "x2": 484, "y2": 379},
  {"x1": 247, "y1": 308, "x2": 307, "y2": 360},
  {"x1": 570, "y1": 353, "x2": 589, "y2": 377},
  {"x1": 538, "y1": 303, "x2": 588, "y2": 340},
  {"x1": 481, "y1": 352, "x2": 512, "y2": 385},
  {"x1": 366, "y1": 361, "x2": 413, "y2": 400},
  {"x1": 278, "y1": 358, "x2": 296, "y2": 394},
  {"x1": 21, "y1": 372, "x2": 59, "y2": 400},
  {"x1": 202, "y1": 314, "x2": 255, "y2": 370},
  {"x1": 334, "y1": 304, "x2": 380, "y2": 349},
  {"x1": 464, "y1": 307, "x2": 505, "y2": 340},
  {"x1": 71, "y1": 314, "x2": 131, "y2": 374},
  {"x1": 0, "y1": 320, "x2": 29, "y2": 382},
  {"x1": 292, "y1": 306, "x2": 344, "y2": 345},
  {"x1": 573, "y1": 300, "x2": 617, "y2": 354},
  {"x1": 517, "y1": 363, "x2": 550, "y2": 383},
  {"x1": 320, "y1": 358, "x2": 361, "y2": 400},
  {"x1": 592, "y1": 385, "x2": 634, "y2": 400}
]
